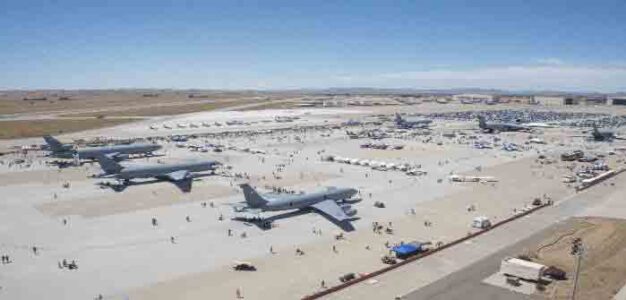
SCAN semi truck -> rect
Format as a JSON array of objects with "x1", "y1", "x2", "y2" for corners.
[{"x1": 500, "y1": 257, "x2": 547, "y2": 282}]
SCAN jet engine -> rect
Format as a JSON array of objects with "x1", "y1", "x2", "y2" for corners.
[
  {"x1": 341, "y1": 204, "x2": 358, "y2": 216},
  {"x1": 113, "y1": 154, "x2": 130, "y2": 161}
]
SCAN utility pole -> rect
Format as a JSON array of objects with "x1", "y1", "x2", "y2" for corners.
[{"x1": 570, "y1": 238, "x2": 584, "y2": 300}]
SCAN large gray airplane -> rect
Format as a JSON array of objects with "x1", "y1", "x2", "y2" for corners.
[
  {"x1": 477, "y1": 116, "x2": 530, "y2": 133},
  {"x1": 591, "y1": 124, "x2": 625, "y2": 141},
  {"x1": 395, "y1": 113, "x2": 432, "y2": 129},
  {"x1": 44, "y1": 135, "x2": 161, "y2": 160},
  {"x1": 94, "y1": 154, "x2": 220, "y2": 191},
  {"x1": 232, "y1": 184, "x2": 359, "y2": 228}
]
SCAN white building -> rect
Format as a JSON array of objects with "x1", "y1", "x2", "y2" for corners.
[
  {"x1": 452, "y1": 94, "x2": 494, "y2": 104},
  {"x1": 496, "y1": 95, "x2": 535, "y2": 104},
  {"x1": 534, "y1": 96, "x2": 566, "y2": 106}
]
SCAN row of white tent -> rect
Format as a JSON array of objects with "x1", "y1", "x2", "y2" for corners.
[{"x1": 323, "y1": 155, "x2": 426, "y2": 175}]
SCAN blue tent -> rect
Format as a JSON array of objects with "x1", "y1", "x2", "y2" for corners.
[{"x1": 392, "y1": 243, "x2": 422, "y2": 259}]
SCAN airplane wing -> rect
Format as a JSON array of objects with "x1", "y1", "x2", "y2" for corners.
[
  {"x1": 165, "y1": 170, "x2": 190, "y2": 181},
  {"x1": 105, "y1": 152, "x2": 120, "y2": 159},
  {"x1": 223, "y1": 202, "x2": 254, "y2": 212},
  {"x1": 310, "y1": 200, "x2": 350, "y2": 222}
]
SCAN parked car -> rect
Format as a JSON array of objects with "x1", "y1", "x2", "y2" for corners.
[
  {"x1": 233, "y1": 261, "x2": 256, "y2": 271},
  {"x1": 339, "y1": 272, "x2": 356, "y2": 282},
  {"x1": 381, "y1": 255, "x2": 397, "y2": 265}
]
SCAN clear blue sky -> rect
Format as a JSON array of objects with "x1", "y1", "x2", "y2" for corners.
[{"x1": 1, "y1": 0, "x2": 625, "y2": 91}]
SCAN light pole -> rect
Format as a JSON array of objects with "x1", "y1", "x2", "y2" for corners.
[{"x1": 570, "y1": 238, "x2": 584, "y2": 300}]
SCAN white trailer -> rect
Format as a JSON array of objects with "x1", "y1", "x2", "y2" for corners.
[
  {"x1": 472, "y1": 216, "x2": 491, "y2": 229},
  {"x1": 500, "y1": 257, "x2": 546, "y2": 282},
  {"x1": 581, "y1": 170, "x2": 616, "y2": 187}
]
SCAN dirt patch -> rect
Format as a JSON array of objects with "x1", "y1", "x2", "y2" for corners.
[{"x1": 518, "y1": 217, "x2": 626, "y2": 300}]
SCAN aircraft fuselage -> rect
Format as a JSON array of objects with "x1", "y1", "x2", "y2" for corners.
[
  {"x1": 113, "y1": 161, "x2": 219, "y2": 180},
  {"x1": 263, "y1": 188, "x2": 357, "y2": 211}
]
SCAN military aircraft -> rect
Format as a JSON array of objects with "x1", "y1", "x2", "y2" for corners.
[
  {"x1": 477, "y1": 116, "x2": 530, "y2": 133},
  {"x1": 43, "y1": 135, "x2": 161, "y2": 160},
  {"x1": 591, "y1": 125, "x2": 624, "y2": 141},
  {"x1": 232, "y1": 184, "x2": 359, "y2": 229},
  {"x1": 94, "y1": 154, "x2": 220, "y2": 191},
  {"x1": 394, "y1": 113, "x2": 432, "y2": 129}
]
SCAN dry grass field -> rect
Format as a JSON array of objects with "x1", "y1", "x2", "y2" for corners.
[
  {"x1": 59, "y1": 98, "x2": 264, "y2": 118},
  {"x1": 0, "y1": 90, "x2": 300, "y2": 139},
  {"x1": 521, "y1": 217, "x2": 626, "y2": 300},
  {"x1": 0, "y1": 90, "x2": 270, "y2": 116},
  {"x1": 236, "y1": 100, "x2": 299, "y2": 111},
  {"x1": 0, "y1": 118, "x2": 136, "y2": 139}
]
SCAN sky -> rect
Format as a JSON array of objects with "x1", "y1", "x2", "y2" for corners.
[{"x1": 1, "y1": 0, "x2": 625, "y2": 91}]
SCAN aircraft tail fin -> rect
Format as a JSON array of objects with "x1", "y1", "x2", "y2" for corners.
[
  {"x1": 477, "y1": 116, "x2": 487, "y2": 128},
  {"x1": 94, "y1": 154, "x2": 123, "y2": 174},
  {"x1": 43, "y1": 135, "x2": 65, "y2": 151},
  {"x1": 239, "y1": 183, "x2": 267, "y2": 208},
  {"x1": 592, "y1": 123, "x2": 600, "y2": 133},
  {"x1": 395, "y1": 113, "x2": 403, "y2": 123}
]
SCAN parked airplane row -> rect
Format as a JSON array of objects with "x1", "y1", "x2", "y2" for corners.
[
  {"x1": 43, "y1": 135, "x2": 218, "y2": 192},
  {"x1": 41, "y1": 135, "x2": 361, "y2": 229},
  {"x1": 44, "y1": 135, "x2": 161, "y2": 160}
]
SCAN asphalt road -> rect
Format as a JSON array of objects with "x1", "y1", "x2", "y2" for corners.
[
  {"x1": 403, "y1": 219, "x2": 575, "y2": 300},
  {"x1": 402, "y1": 176, "x2": 626, "y2": 300}
]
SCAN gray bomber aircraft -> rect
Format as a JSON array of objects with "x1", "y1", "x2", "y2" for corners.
[
  {"x1": 44, "y1": 135, "x2": 161, "y2": 160},
  {"x1": 94, "y1": 154, "x2": 220, "y2": 192},
  {"x1": 590, "y1": 124, "x2": 625, "y2": 142},
  {"x1": 233, "y1": 184, "x2": 359, "y2": 229},
  {"x1": 394, "y1": 113, "x2": 433, "y2": 129},
  {"x1": 477, "y1": 116, "x2": 530, "y2": 133}
]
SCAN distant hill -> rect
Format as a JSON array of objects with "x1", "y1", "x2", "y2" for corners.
[{"x1": 1, "y1": 87, "x2": 624, "y2": 97}]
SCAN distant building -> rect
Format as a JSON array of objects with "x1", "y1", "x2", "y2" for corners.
[
  {"x1": 534, "y1": 96, "x2": 566, "y2": 106},
  {"x1": 23, "y1": 94, "x2": 48, "y2": 101},
  {"x1": 535, "y1": 95, "x2": 610, "y2": 106},
  {"x1": 188, "y1": 94, "x2": 210, "y2": 99},
  {"x1": 609, "y1": 96, "x2": 626, "y2": 105},
  {"x1": 563, "y1": 96, "x2": 581, "y2": 105},
  {"x1": 323, "y1": 100, "x2": 342, "y2": 107},
  {"x1": 496, "y1": 95, "x2": 535, "y2": 104},
  {"x1": 452, "y1": 94, "x2": 494, "y2": 104},
  {"x1": 582, "y1": 95, "x2": 607, "y2": 105},
  {"x1": 295, "y1": 102, "x2": 317, "y2": 107}
]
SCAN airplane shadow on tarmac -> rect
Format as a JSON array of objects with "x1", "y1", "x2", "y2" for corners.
[
  {"x1": 233, "y1": 208, "x2": 359, "y2": 232},
  {"x1": 96, "y1": 172, "x2": 216, "y2": 193},
  {"x1": 50, "y1": 154, "x2": 166, "y2": 169}
]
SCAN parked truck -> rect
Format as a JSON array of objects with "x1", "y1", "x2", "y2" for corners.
[
  {"x1": 500, "y1": 257, "x2": 546, "y2": 282},
  {"x1": 561, "y1": 150, "x2": 584, "y2": 161}
]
